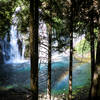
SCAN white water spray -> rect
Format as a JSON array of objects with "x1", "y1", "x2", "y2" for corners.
[{"x1": 5, "y1": 12, "x2": 25, "y2": 63}]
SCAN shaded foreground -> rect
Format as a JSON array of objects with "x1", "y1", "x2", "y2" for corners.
[{"x1": 0, "y1": 87, "x2": 89, "y2": 100}]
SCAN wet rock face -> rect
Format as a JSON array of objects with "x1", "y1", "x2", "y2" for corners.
[
  {"x1": 0, "y1": 51, "x2": 4, "y2": 64},
  {"x1": 0, "y1": 38, "x2": 10, "y2": 64},
  {"x1": 0, "y1": 39, "x2": 4, "y2": 64},
  {"x1": 17, "y1": 39, "x2": 22, "y2": 56},
  {"x1": 4, "y1": 41, "x2": 10, "y2": 61}
]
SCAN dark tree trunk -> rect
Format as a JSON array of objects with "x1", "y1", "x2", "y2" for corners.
[
  {"x1": 90, "y1": 0, "x2": 100, "y2": 99},
  {"x1": 89, "y1": 8, "x2": 96, "y2": 100},
  {"x1": 68, "y1": 1, "x2": 73, "y2": 100},
  {"x1": 96, "y1": 1, "x2": 100, "y2": 97},
  {"x1": 96, "y1": 17, "x2": 100, "y2": 98},
  {"x1": 96, "y1": 1, "x2": 100, "y2": 65},
  {"x1": 96, "y1": 22, "x2": 100, "y2": 65},
  {"x1": 47, "y1": 25, "x2": 52, "y2": 100},
  {"x1": 47, "y1": 0, "x2": 52, "y2": 99},
  {"x1": 29, "y1": 0, "x2": 39, "y2": 99}
]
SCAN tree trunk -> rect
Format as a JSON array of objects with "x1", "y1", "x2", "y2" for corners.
[
  {"x1": 96, "y1": 19, "x2": 100, "y2": 65},
  {"x1": 89, "y1": 8, "x2": 96, "y2": 100},
  {"x1": 90, "y1": 0, "x2": 100, "y2": 99},
  {"x1": 96, "y1": 17, "x2": 100, "y2": 98},
  {"x1": 96, "y1": 1, "x2": 100, "y2": 97},
  {"x1": 68, "y1": 1, "x2": 73, "y2": 100},
  {"x1": 47, "y1": 25, "x2": 52, "y2": 100},
  {"x1": 29, "y1": 0, "x2": 39, "y2": 99},
  {"x1": 47, "y1": 0, "x2": 52, "y2": 99}
]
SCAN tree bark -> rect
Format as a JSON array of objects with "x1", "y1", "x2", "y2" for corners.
[
  {"x1": 96, "y1": 1, "x2": 100, "y2": 65},
  {"x1": 68, "y1": 1, "x2": 73, "y2": 100},
  {"x1": 29, "y1": 0, "x2": 39, "y2": 99},
  {"x1": 47, "y1": 0, "x2": 52, "y2": 99},
  {"x1": 89, "y1": 7, "x2": 96, "y2": 100},
  {"x1": 90, "y1": 0, "x2": 100, "y2": 99},
  {"x1": 47, "y1": 25, "x2": 52, "y2": 100},
  {"x1": 96, "y1": 17, "x2": 100, "y2": 98},
  {"x1": 96, "y1": 0, "x2": 100, "y2": 98}
]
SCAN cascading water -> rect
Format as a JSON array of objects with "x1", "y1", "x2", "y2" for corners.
[
  {"x1": 9, "y1": 26, "x2": 21, "y2": 62},
  {"x1": 4, "y1": 12, "x2": 25, "y2": 63}
]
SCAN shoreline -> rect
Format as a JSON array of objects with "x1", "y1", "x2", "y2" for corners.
[{"x1": 74, "y1": 53, "x2": 91, "y2": 63}]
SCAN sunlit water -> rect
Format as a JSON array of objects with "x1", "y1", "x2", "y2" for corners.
[{"x1": 0, "y1": 57, "x2": 91, "y2": 95}]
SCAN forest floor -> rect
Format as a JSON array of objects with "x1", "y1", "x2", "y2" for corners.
[{"x1": 0, "y1": 89, "x2": 89, "y2": 100}]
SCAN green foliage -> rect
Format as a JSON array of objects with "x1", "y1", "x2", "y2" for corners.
[
  {"x1": 15, "y1": 0, "x2": 29, "y2": 34},
  {"x1": 0, "y1": 0, "x2": 29, "y2": 39},
  {"x1": 75, "y1": 38, "x2": 90, "y2": 55},
  {"x1": 94, "y1": 27, "x2": 99, "y2": 38},
  {"x1": 0, "y1": 0, "x2": 99, "y2": 57},
  {"x1": 0, "y1": 0, "x2": 13, "y2": 39}
]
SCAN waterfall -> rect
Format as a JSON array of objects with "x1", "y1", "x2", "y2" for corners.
[
  {"x1": 9, "y1": 26, "x2": 21, "y2": 62},
  {"x1": 4, "y1": 12, "x2": 25, "y2": 63}
]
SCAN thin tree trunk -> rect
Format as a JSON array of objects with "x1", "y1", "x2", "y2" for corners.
[
  {"x1": 47, "y1": 25, "x2": 52, "y2": 100},
  {"x1": 89, "y1": 7, "x2": 96, "y2": 100},
  {"x1": 29, "y1": 0, "x2": 39, "y2": 99},
  {"x1": 68, "y1": 1, "x2": 73, "y2": 100},
  {"x1": 96, "y1": 1, "x2": 100, "y2": 97},
  {"x1": 47, "y1": 0, "x2": 52, "y2": 99}
]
